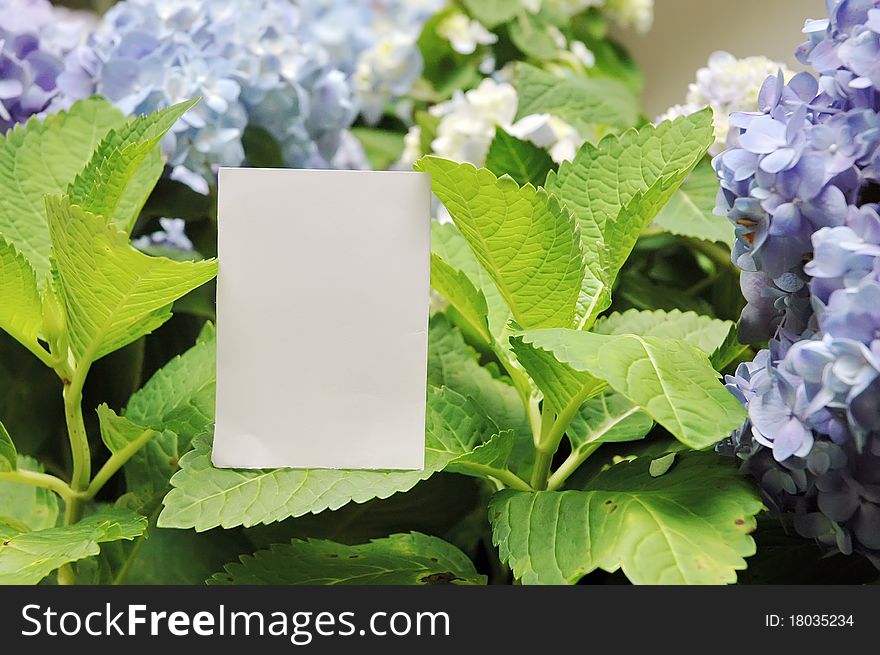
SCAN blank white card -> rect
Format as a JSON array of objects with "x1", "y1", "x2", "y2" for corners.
[{"x1": 213, "y1": 168, "x2": 431, "y2": 469}]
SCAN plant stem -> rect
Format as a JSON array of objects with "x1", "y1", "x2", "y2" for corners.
[
  {"x1": 455, "y1": 462, "x2": 532, "y2": 492},
  {"x1": 62, "y1": 364, "x2": 92, "y2": 526},
  {"x1": 84, "y1": 429, "x2": 157, "y2": 500},
  {"x1": 530, "y1": 402, "x2": 556, "y2": 490},
  {"x1": 0, "y1": 469, "x2": 78, "y2": 502},
  {"x1": 547, "y1": 444, "x2": 602, "y2": 491}
]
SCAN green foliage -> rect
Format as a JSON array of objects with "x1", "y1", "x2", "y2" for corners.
[
  {"x1": 485, "y1": 129, "x2": 555, "y2": 186},
  {"x1": 513, "y1": 63, "x2": 639, "y2": 131},
  {"x1": 653, "y1": 158, "x2": 734, "y2": 246},
  {"x1": 0, "y1": 508, "x2": 147, "y2": 584},
  {"x1": 0, "y1": 97, "x2": 126, "y2": 283},
  {"x1": 490, "y1": 454, "x2": 763, "y2": 584},
  {"x1": 48, "y1": 196, "x2": 217, "y2": 364},
  {"x1": 209, "y1": 533, "x2": 486, "y2": 585},
  {"x1": 415, "y1": 156, "x2": 585, "y2": 330},
  {"x1": 0, "y1": 456, "x2": 58, "y2": 531},
  {"x1": 519, "y1": 329, "x2": 745, "y2": 449}
]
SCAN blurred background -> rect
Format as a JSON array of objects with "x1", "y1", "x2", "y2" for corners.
[
  {"x1": 54, "y1": 0, "x2": 828, "y2": 117},
  {"x1": 614, "y1": 0, "x2": 825, "y2": 115}
]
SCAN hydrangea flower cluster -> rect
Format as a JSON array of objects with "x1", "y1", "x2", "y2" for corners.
[
  {"x1": 399, "y1": 77, "x2": 584, "y2": 169},
  {"x1": 716, "y1": 0, "x2": 880, "y2": 564},
  {"x1": 0, "y1": 0, "x2": 93, "y2": 131},
  {"x1": 54, "y1": 0, "x2": 359, "y2": 191},
  {"x1": 659, "y1": 51, "x2": 792, "y2": 155},
  {"x1": 300, "y1": 0, "x2": 444, "y2": 124}
]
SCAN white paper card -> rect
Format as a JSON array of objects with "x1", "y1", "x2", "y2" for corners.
[{"x1": 213, "y1": 168, "x2": 430, "y2": 469}]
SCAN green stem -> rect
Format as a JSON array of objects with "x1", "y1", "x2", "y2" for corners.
[
  {"x1": 456, "y1": 462, "x2": 532, "y2": 491},
  {"x1": 0, "y1": 469, "x2": 78, "y2": 502},
  {"x1": 547, "y1": 444, "x2": 602, "y2": 491},
  {"x1": 62, "y1": 362, "x2": 93, "y2": 526},
  {"x1": 530, "y1": 402, "x2": 556, "y2": 490},
  {"x1": 84, "y1": 429, "x2": 157, "y2": 500}
]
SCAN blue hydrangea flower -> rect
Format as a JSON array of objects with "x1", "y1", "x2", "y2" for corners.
[
  {"x1": 716, "y1": 0, "x2": 880, "y2": 563},
  {"x1": 54, "y1": 0, "x2": 358, "y2": 189},
  {"x1": 0, "y1": 0, "x2": 93, "y2": 131}
]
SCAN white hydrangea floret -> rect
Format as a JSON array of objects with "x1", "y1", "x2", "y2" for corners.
[
  {"x1": 605, "y1": 0, "x2": 654, "y2": 34},
  {"x1": 657, "y1": 51, "x2": 793, "y2": 154},
  {"x1": 436, "y1": 13, "x2": 497, "y2": 55},
  {"x1": 355, "y1": 32, "x2": 423, "y2": 124},
  {"x1": 429, "y1": 78, "x2": 517, "y2": 165}
]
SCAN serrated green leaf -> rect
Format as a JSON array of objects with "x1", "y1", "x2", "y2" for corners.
[
  {"x1": 121, "y1": 332, "x2": 217, "y2": 504},
  {"x1": 484, "y1": 128, "x2": 555, "y2": 186},
  {"x1": 566, "y1": 391, "x2": 653, "y2": 451},
  {"x1": 430, "y1": 254, "x2": 491, "y2": 344},
  {"x1": 653, "y1": 159, "x2": 734, "y2": 246},
  {"x1": 593, "y1": 308, "x2": 733, "y2": 356},
  {"x1": 0, "y1": 456, "x2": 58, "y2": 531},
  {"x1": 431, "y1": 222, "x2": 510, "y2": 339},
  {"x1": 48, "y1": 196, "x2": 217, "y2": 364},
  {"x1": 546, "y1": 110, "x2": 714, "y2": 238},
  {"x1": 490, "y1": 453, "x2": 763, "y2": 584},
  {"x1": 545, "y1": 110, "x2": 714, "y2": 324},
  {"x1": 513, "y1": 63, "x2": 638, "y2": 131},
  {"x1": 415, "y1": 156, "x2": 585, "y2": 329},
  {"x1": 0, "y1": 97, "x2": 126, "y2": 282},
  {"x1": 158, "y1": 387, "x2": 497, "y2": 531},
  {"x1": 510, "y1": 335, "x2": 605, "y2": 412},
  {"x1": 0, "y1": 419, "x2": 15, "y2": 472},
  {"x1": 446, "y1": 429, "x2": 532, "y2": 486},
  {"x1": 519, "y1": 329, "x2": 746, "y2": 448},
  {"x1": 462, "y1": 0, "x2": 521, "y2": 27},
  {"x1": 0, "y1": 508, "x2": 147, "y2": 584},
  {"x1": 0, "y1": 238, "x2": 43, "y2": 356},
  {"x1": 96, "y1": 404, "x2": 155, "y2": 454},
  {"x1": 428, "y1": 315, "x2": 528, "y2": 437},
  {"x1": 209, "y1": 532, "x2": 485, "y2": 585},
  {"x1": 68, "y1": 100, "x2": 197, "y2": 233}
]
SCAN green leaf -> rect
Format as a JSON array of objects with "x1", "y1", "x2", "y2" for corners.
[
  {"x1": 430, "y1": 254, "x2": 491, "y2": 344},
  {"x1": 653, "y1": 159, "x2": 734, "y2": 247},
  {"x1": 0, "y1": 97, "x2": 126, "y2": 282},
  {"x1": 0, "y1": 508, "x2": 147, "y2": 584},
  {"x1": 0, "y1": 419, "x2": 16, "y2": 472},
  {"x1": 431, "y1": 221, "x2": 510, "y2": 339},
  {"x1": 242, "y1": 125, "x2": 285, "y2": 168},
  {"x1": 462, "y1": 0, "x2": 521, "y2": 27},
  {"x1": 244, "y1": 474, "x2": 480, "y2": 548},
  {"x1": 428, "y1": 315, "x2": 528, "y2": 437},
  {"x1": 159, "y1": 387, "x2": 498, "y2": 531},
  {"x1": 649, "y1": 452, "x2": 676, "y2": 477},
  {"x1": 48, "y1": 196, "x2": 218, "y2": 364},
  {"x1": 209, "y1": 532, "x2": 485, "y2": 585},
  {"x1": 710, "y1": 323, "x2": 751, "y2": 370},
  {"x1": 545, "y1": 109, "x2": 714, "y2": 322},
  {"x1": 566, "y1": 391, "x2": 653, "y2": 451},
  {"x1": 0, "y1": 238, "x2": 43, "y2": 355},
  {"x1": 97, "y1": 404, "x2": 155, "y2": 454},
  {"x1": 447, "y1": 429, "x2": 532, "y2": 486},
  {"x1": 121, "y1": 331, "x2": 217, "y2": 503},
  {"x1": 513, "y1": 62, "x2": 639, "y2": 132},
  {"x1": 484, "y1": 129, "x2": 555, "y2": 186},
  {"x1": 68, "y1": 100, "x2": 197, "y2": 233},
  {"x1": 490, "y1": 453, "x2": 763, "y2": 584},
  {"x1": 415, "y1": 156, "x2": 585, "y2": 329},
  {"x1": 593, "y1": 308, "x2": 733, "y2": 356},
  {"x1": 519, "y1": 329, "x2": 746, "y2": 448},
  {"x1": 350, "y1": 127, "x2": 404, "y2": 170},
  {"x1": 510, "y1": 335, "x2": 605, "y2": 412},
  {"x1": 0, "y1": 456, "x2": 58, "y2": 531},
  {"x1": 509, "y1": 12, "x2": 559, "y2": 60}
]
